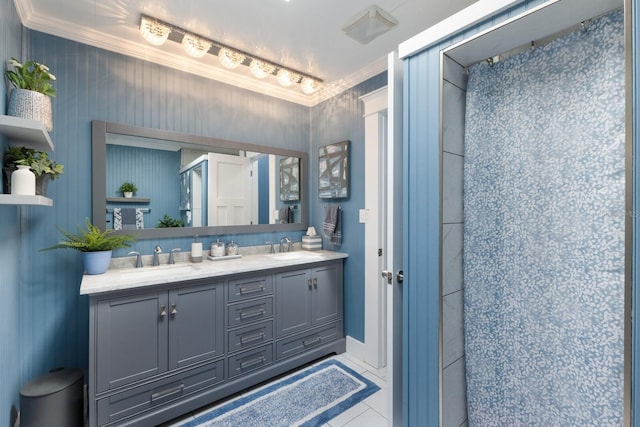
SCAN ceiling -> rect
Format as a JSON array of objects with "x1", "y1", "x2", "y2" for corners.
[{"x1": 13, "y1": 0, "x2": 477, "y2": 106}]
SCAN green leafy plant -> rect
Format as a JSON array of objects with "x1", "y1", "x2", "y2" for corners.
[
  {"x1": 118, "y1": 182, "x2": 138, "y2": 194},
  {"x1": 16, "y1": 150, "x2": 64, "y2": 179},
  {"x1": 157, "y1": 214, "x2": 184, "y2": 228},
  {"x1": 43, "y1": 218, "x2": 136, "y2": 252},
  {"x1": 5, "y1": 57, "x2": 56, "y2": 97},
  {"x1": 4, "y1": 147, "x2": 64, "y2": 179}
]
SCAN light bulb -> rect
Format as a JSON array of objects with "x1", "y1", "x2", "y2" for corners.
[
  {"x1": 249, "y1": 59, "x2": 275, "y2": 79},
  {"x1": 300, "y1": 77, "x2": 320, "y2": 94},
  {"x1": 182, "y1": 33, "x2": 212, "y2": 58},
  {"x1": 140, "y1": 16, "x2": 171, "y2": 46},
  {"x1": 218, "y1": 48, "x2": 245, "y2": 69},
  {"x1": 276, "y1": 69, "x2": 299, "y2": 87}
]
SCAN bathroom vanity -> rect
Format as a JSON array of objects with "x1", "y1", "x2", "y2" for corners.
[{"x1": 80, "y1": 250, "x2": 347, "y2": 427}]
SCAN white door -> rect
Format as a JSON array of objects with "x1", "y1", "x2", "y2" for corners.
[
  {"x1": 208, "y1": 153, "x2": 252, "y2": 226},
  {"x1": 363, "y1": 87, "x2": 388, "y2": 369},
  {"x1": 385, "y1": 50, "x2": 403, "y2": 427}
]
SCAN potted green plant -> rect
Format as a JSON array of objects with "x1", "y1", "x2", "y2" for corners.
[
  {"x1": 43, "y1": 218, "x2": 136, "y2": 274},
  {"x1": 3, "y1": 147, "x2": 63, "y2": 196},
  {"x1": 118, "y1": 182, "x2": 138, "y2": 198},
  {"x1": 5, "y1": 57, "x2": 56, "y2": 131},
  {"x1": 157, "y1": 214, "x2": 184, "y2": 228}
]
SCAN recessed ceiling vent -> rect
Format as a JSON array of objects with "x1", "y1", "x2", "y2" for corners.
[{"x1": 342, "y1": 5, "x2": 399, "y2": 45}]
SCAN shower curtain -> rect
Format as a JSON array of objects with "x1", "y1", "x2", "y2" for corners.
[{"x1": 463, "y1": 9, "x2": 624, "y2": 426}]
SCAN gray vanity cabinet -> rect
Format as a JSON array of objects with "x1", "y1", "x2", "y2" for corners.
[
  {"x1": 168, "y1": 283, "x2": 225, "y2": 368},
  {"x1": 91, "y1": 280, "x2": 225, "y2": 426},
  {"x1": 87, "y1": 257, "x2": 345, "y2": 427},
  {"x1": 95, "y1": 291, "x2": 169, "y2": 393},
  {"x1": 275, "y1": 262, "x2": 343, "y2": 338}
]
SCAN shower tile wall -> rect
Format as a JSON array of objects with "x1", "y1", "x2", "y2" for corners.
[{"x1": 441, "y1": 54, "x2": 468, "y2": 427}]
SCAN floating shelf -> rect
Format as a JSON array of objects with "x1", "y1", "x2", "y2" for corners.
[
  {"x1": 0, "y1": 115, "x2": 54, "y2": 151},
  {"x1": 0, "y1": 195, "x2": 53, "y2": 206},
  {"x1": 106, "y1": 197, "x2": 151, "y2": 204}
]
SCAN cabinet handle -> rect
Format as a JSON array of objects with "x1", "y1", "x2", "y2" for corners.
[
  {"x1": 240, "y1": 355, "x2": 266, "y2": 370},
  {"x1": 240, "y1": 331, "x2": 265, "y2": 345},
  {"x1": 239, "y1": 285, "x2": 265, "y2": 295},
  {"x1": 313, "y1": 277, "x2": 318, "y2": 288},
  {"x1": 308, "y1": 279, "x2": 312, "y2": 289},
  {"x1": 150, "y1": 383, "x2": 184, "y2": 401},
  {"x1": 170, "y1": 304, "x2": 177, "y2": 315},
  {"x1": 303, "y1": 336, "x2": 322, "y2": 347},
  {"x1": 159, "y1": 305, "x2": 167, "y2": 317},
  {"x1": 239, "y1": 308, "x2": 265, "y2": 320}
]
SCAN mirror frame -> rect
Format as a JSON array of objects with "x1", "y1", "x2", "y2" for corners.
[{"x1": 92, "y1": 120, "x2": 308, "y2": 239}]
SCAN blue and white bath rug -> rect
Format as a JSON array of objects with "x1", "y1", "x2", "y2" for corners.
[{"x1": 179, "y1": 359, "x2": 380, "y2": 427}]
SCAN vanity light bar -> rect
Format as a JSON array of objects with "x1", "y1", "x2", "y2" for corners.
[{"x1": 138, "y1": 14, "x2": 323, "y2": 94}]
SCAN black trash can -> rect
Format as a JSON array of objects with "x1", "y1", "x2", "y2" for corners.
[{"x1": 20, "y1": 368, "x2": 84, "y2": 427}]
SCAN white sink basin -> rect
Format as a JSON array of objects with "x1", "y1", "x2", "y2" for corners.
[
  {"x1": 267, "y1": 251, "x2": 322, "y2": 261},
  {"x1": 116, "y1": 263, "x2": 196, "y2": 280}
]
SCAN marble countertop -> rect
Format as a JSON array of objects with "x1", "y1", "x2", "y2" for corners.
[{"x1": 80, "y1": 250, "x2": 348, "y2": 296}]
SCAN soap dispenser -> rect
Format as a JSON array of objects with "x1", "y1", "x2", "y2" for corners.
[
  {"x1": 227, "y1": 241, "x2": 238, "y2": 256},
  {"x1": 191, "y1": 235, "x2": 203, "y2": 263},
  {"x1": 211, "y1": 239, "x2": 225, "y2": 257}
]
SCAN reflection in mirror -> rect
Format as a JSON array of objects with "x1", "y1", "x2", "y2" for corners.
[{"x1": 92, "y1": 121, "x2": 307, "y2": 239}]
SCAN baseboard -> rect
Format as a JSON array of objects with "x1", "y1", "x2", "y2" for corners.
[{"x1": 345, "y1": 335, "x2": 367, "y2": 362}]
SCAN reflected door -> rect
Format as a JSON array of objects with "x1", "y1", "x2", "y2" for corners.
[{"x1": 208, "y1": 153, "x2": 252, "y2": 226}]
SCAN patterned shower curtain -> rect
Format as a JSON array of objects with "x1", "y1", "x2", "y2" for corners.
[{"x1": 463, "y1": 9, "x2": 625, "y2": 426}]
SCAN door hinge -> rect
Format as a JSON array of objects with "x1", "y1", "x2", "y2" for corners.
[{"x1": 378, "y1": 248, "x2": 382, "y2": 257}]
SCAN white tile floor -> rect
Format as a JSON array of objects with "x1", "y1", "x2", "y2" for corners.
[{"x1": 163, "y1": 352, "x2": 388, "y2": 427}]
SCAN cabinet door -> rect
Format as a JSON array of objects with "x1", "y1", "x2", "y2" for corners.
[
  {"x1": 312, "y1": 262, "x2": 343, "y2": 325},
  {"x1": 96, "y1": 292, "x2": 168, "y2": 393},
  {"x1": 275, "y1": 269, "x2": 312, "y2": 337},
  {"x1": 168, "y1": 282, "x2": 224, "y2": 369}
]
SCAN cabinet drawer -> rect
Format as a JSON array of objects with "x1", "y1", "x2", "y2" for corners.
[
  {"x1": 96, "y1": 359, "x2": 224, "y2": 426},
  {"x1": 227, "y1": 297, "x2": 273, "y2": 328},
  {"x1": 228, "y1": 275, "x2": 273, "y2": 302},
  {"x1": 228, "y1": 320, "x2": 273, "y2": 354},
  {"x1": 227, "y1": 344, "x2": 273, "y2": 378},
  {"x1": 276, "y1": 322, "x2": 342, "y2": 361}
]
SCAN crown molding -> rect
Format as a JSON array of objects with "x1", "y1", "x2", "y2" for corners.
[{"x1": 14, "y1": 0, "x2": 387, "y2": 107}]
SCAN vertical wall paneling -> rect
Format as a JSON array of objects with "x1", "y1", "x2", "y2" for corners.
[
  {"x1": 310, "y1": 73, "x2": 387, "y2": 341},
  {"x1": 0, "y1": 0, "x2": 24, "y2": 425}
]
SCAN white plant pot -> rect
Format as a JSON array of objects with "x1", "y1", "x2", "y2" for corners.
[
  {"x1": 11, "y1": 165, "x2": 36, "y2": 195},
  {"x1": 123, "y1": 192, "x2": 133, "y2": 198}
]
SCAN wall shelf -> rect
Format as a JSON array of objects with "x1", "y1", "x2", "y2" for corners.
[
  {"x1": 0, "y1": 115, "x2": 54, "y2": 151},
  {"x1": 0, "y1": 195, "x2": 53, "y2": 206},
  {"x1": 106, "y1": 197, "x2": 151, "y2": 204}
]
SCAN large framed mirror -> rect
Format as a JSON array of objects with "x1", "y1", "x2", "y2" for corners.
[{"x1": 92, "y1": 121, "x2": 308, "y2": 239}]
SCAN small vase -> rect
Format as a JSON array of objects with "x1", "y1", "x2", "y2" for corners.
[
  {"x1": 82, "y1": 250, "x2": 113, "y2": 275},
  {"x1": 7, "y1": 88, "x2": 53, "y2": 132},
  {"x1": 11, "y1": 165, "x2": 36, "y2": 195},
  {"x1": 36, "y1": 174, "x2": 51, "y2": 197}
]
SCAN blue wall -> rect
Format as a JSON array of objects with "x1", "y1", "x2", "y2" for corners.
[
  {"x1": 310, "y1": 73, "x2": 387, "y2": 342},
  {"x1": 106, "y1": 144, "x2": 182, "y2": 227},
  {"x1": 0, "y1": 0, "x2": 24, "y2": 425}
]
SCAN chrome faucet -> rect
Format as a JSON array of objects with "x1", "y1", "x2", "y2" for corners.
[
  {"x1": 266, "y1": 241, "x2": 275, "y2": 254},
  {"x1": 169, "y1": 248, "x2": 181, "y2": 264},
  {"x1": 279, "y1": 236, "x2": 292, "y2": 253},
  {"x1": 153, "y1": 245, "x2": 162, "y2": 266},
  {"x1": 128, "y1": 251, "x2": 143, "y2": 268}
]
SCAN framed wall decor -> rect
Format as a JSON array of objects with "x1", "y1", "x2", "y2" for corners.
[
  {"x1": 279, "y1": 156, "x2": 300, "y2": 201},
  {"x1": 318, "y1": 140, "x2": 350, "y2": 199}
]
